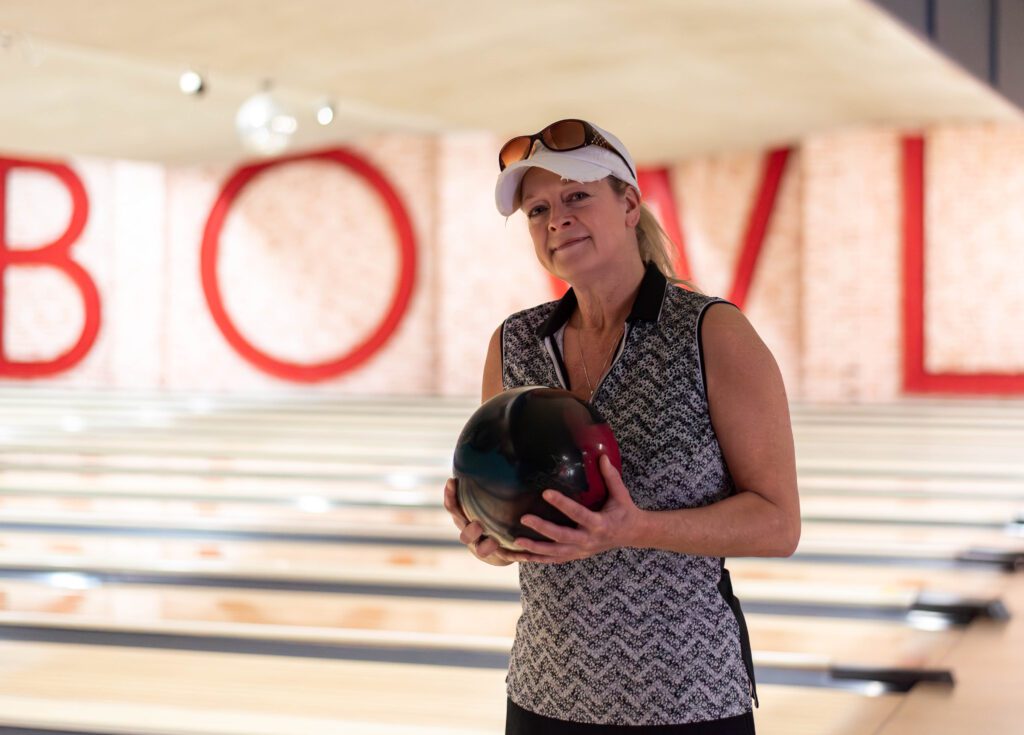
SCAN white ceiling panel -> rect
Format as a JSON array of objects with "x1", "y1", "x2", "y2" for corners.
[{"x1": 0, "y1": 0, "x2": 1019, "y2": 164}]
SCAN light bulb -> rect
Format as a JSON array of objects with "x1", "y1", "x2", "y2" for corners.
[
  {"x1": 235, "y1": 90, "x2": 297, "y2": 156},
  {"x1": 179, "y1": 70, "x2": 205, "y2": 95},
  {"x1": 316, "y1": 101, "x2": 335, "y2": 126}
]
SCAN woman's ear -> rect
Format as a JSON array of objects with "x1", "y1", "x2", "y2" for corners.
[{"x1": 624, "y1": 186, "x2": 641, "y2": 228}]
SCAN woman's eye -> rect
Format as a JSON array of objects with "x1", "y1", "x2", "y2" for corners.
[
  {"x1": 527, "y1": 205, "x2": 547, "y2": 217},
  {"x1": 567, "y1": 191, "x2": 589, "y2": 202}
]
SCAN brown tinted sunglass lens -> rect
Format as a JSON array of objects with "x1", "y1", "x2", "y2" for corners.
[
  {"x1": 499, "y1": 136, "x2": 533, "y2": 168},
  {"x1": 542, "y1": 120, "x2": 587, "y2": 150}
]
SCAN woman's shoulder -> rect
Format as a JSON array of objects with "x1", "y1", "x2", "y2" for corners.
[
  {"x1": 502, "y1": 299, "x2": 562, "y2": 333},
  {"x1": 662, "y1": 283, "x2": 733, "y2": 325},
  {"x1": 666, "y1": 281, "x2": 725, "y2": 305}
]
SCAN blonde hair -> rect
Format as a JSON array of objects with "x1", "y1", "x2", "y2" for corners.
[{"x1": 608, "y1": 177, "x2": 700, "y2": 292}]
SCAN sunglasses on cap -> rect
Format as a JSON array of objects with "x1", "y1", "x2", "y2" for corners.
[{"x1": 498, "y1": 119, "x2": 636, "y2": 179}]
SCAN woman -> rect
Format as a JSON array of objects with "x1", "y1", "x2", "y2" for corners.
[{"x1": 443, "y1": 119, "x2": 800, "y2": 734}]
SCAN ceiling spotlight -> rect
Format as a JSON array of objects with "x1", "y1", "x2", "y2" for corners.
[
  {"x1": 235, "y1": 89, "x2": 297, "y2": 156},
  {"x1": 316, "y1": 101, "x2": 335, "y2": 126},
  {"x1": 179, "y1": 70, "x2": 205, "y2": 95}
]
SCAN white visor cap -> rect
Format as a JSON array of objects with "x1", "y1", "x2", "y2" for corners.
[{"x1": 494, "y1": 123, "x2": 640, "y2": 216}]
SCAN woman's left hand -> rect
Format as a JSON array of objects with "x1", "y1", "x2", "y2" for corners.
[{"x1": 511, "y1": 454, "x2": 647, "y2": 563}]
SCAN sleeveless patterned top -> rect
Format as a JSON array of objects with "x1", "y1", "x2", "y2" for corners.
[{"x1": 500, "y1": 263, "x2": 757, "y2": 726}]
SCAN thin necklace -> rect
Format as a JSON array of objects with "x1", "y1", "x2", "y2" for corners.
[{"x1": 574, "y1": 315, "x2": 623, "y2": 398}]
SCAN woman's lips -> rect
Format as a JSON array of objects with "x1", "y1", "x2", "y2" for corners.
[{"x1": 553, "y1": 236, "x2": 588, "y2": 253}]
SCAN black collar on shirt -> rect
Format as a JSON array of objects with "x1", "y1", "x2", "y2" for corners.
[{"x1": 534, "y1": 261, "x2": 668, "y2": 338}]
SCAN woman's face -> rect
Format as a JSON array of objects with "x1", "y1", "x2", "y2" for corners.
[{"x1": 519, "y1": 167, "x2": 640, "y2": 282}]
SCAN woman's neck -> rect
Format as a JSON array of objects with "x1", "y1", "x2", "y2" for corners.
[{"x1": 571, "y1": 258, "x2": 646, "y2": 332}]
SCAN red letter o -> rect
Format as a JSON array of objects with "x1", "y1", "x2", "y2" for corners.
[{"x1": 201, "y1": 149, "x2": 417, "y2": 382}]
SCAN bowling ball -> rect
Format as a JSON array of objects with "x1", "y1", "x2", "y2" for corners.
[{"x1": 452, "y1": 386, "x2": 622, "y2": 551}]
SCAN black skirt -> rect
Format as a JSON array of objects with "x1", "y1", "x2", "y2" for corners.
[{"x1": 506, "y1": 699, "x2": 756, "y2": 735}]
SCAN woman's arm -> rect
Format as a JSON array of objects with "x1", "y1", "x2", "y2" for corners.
[
  {"x1": 515, "y1": 303, "x2": 800, "y2": 561},
  {"x1": 635, "y1": 302, "x2": 801, "y2": 557},
  {"x1": 480, "y1": 324, "x2": 504, "y2": 403}
]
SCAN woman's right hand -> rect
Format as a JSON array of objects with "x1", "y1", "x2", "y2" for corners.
[{"x1": 444, "y1": 478, "x2": 514, "y2": 566}]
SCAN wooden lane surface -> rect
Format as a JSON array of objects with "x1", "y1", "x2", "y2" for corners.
[
  {"x1": 875, "y1": 571, "x2": 1024, "y2": 735},
  {"x1": 8, "y1": 412, "x2": 1024, "y2": 436},
  {"x1": 2, "y1": 434, "x2": 1020, "y2": 475},
  {"x1": 0, "y1": 639, "x2": 508, "y2": 735},
  {"x1": 0, "y1": 639, "x2": 904, "y2": 735},
  {"x1": 797, "y1": 495, "x2": 1021, "y2": 526},
  {"x1": 0, "y1": 580, "x2": 964, "y2": 669},
  {"x1": 1, "y1": 491, "x2": 1021, "y2": 541},
  {"x1": 0, "y1": 392, "x2": 1018, "y2": 732},
  {"x1": 1, "y1": 494, "x2": 1021, "y2": 563},
  {"x1": 3, "y1": 433, "x2": 1023, "y2": 481},
  {"x1": 2, "y1": 448, "x2": 1024, "y2": 495},
  {"x1": 3, "y1": 388, "x2": 1021, "y2": 418},
  {"x1": 795, "y1": 473, "x2": 1024, "y2": 500},
  {"x1": 3, "y1": 387, "x2": 1023, "y2": 423},
  {"x1": 4, "y1": 397, "x2": 1024, "y2": 479},
  {"x1": 3, "y1": 400, "x2": 1022, "y2": 487},
  {"x1": 10, "y1": 451, "x2": 1023, "y2": 489},
  {"x1": 0, "y1": 469, "x2": 443, "y2": 503},
  {"x1": 3, "y1": 450, "x2": 1024, "y2": 523},
  {"x1": 5, "y1": 418, "x2": 1024, "y2": 453},
  {"x1": 4, "y1": 393, "x2": 1023, "y2": 433},
  {"x1": 0, "y1": 531, "x2": 1010, "y2": 609},
  {"x1": 4, "y1": 465, "x2": 1024, "y2": 504},
  {"x1": 726, "y1": 558, "x2": 1010, "y2": 604},
  {"x1": 3, "y1": 432, "x2": 1021, "y2": 487}
]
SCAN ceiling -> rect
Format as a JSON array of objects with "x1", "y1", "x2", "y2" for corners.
[{"x1": 1, "y1": 0, "x2": 1020, "y2": 165}]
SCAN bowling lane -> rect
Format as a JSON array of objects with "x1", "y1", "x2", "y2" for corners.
[
  {"x1": 789, "y1": 399, "x2": 1024, "y2": 424},
  {"x1": 0, "y1": 449, "x2": 449, "y2": 479},
  {"x1": 797, "y1": 495, "x2": 1022, "y2": 526},
  {"x1": 5, "y1": 466, "x2": 1023, "y2": 507},
  {"x1": 0, "y1": 579, "x2": 964, "y2": 669},
  {"x1": 726, "y1": 558, "x2": 1010, "y2": 602},
  {"x1": 4, "y1": 435, "x2": 1023, "y2": 484},
  {"x1": 2, "y1": 492, "x2": 1021, "y2": 544},
  {"x1": 0, "y1": 494, "x2": 458, "y2": 540},
  {"x1": 0, "y1": 531, "x2": 520, "y2": 591},
  {"x1": 7, "y1": 415, "x2": 1023, "y2": 458},
  {"x1": 873, "y1": 575, "x2": 1024, "y2": 735},
  {"x1": 3, "y1": 490, "x2": 1020, "y2": 565},
  {"x1": 0, "y1": 434, "x2": 453, "y2": 461},
  {"x1": 5, "y1": 396, "x2": 1024, "y2": 485},
  {"x1": 0, "y1": 530, "x2": 1009, "y2": 614},
  {"x1": 1, "y1": 391, "x2": 1018, "y2": 734},
  {"x1": 0, "y1": 386, "x2": 477, "y2": 413},
  {"x1": 0, "y1": 468, "x2": 437, "y2": 502},
  {"x1": 795, "y1": 521, "x2": 1023, "y2": 556},
  {"x1": 4, "y1": 476, "x2": 1024, "y2": 530},
  {"x1": 0, "y1": 639, "x2": 507, "y2": 735},
  {"x1": 0, "y1": 639, "x2": 902, "y2": 735},
  {"x1": 4, "y1": 385, "x2": 1022, "y2": 425},
  {"x1": 797, "y1": 473, "x2": 1024, "y2": 500},
  {"x1": 0, "y1": 402, "x2": 468, "y2": 432},
  {"x1": 4, "y1": 392, "x2": 1023, "y2": 495}
]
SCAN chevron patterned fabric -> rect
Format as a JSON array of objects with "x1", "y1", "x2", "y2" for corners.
[{"x1": 499, "y1": 268, "x2": 756, "y2": 726}]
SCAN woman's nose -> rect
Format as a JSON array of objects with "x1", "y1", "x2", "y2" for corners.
[{"x1": 547, "y1": 207, "x2": 573, "y2": 231}]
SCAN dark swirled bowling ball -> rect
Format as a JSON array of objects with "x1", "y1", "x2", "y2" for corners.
[{"x1": 452, "y1": 386, "x2": 622, "y2": 551}]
